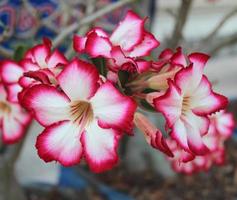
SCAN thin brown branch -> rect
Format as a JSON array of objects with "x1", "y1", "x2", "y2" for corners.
[
  {"x1": 53, "y1": 0, "x2": 136, "y2": 47},
  {"x1": 168, "y1": 0, "x2": 193, "y2": 49},
  {"x1": 0, "y1": 46, "x2": 14, "y2": 58},
  {"x1": 208, "y1": 33, "x2": 237, "y2": 55},
  {"x1": 65, "y1": 0, "x2": 97, "y2": 58},
  {"x1": 203, "y1": 7, "x2": 237, "y2": 42}
]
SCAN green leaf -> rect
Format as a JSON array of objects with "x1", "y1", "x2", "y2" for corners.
[
  {"x1": 139, "y1": 99, "x2": 156, "y2": 112},
  {"x1": 118, "y1": 70, "x2": 130, "y2": 86},
  {"x1": 13, "y1": 46, "x2": 28, "y2": 61},
  {"x1": 91, "y1": 57, "x2": 107, "y2": 76}
]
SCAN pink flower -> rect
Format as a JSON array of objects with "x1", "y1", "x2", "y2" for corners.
[
  {"x1": 151, "y1": 47, "x2": 187, "y2": 71},
  {"x1": 22, "y1": 59, "x2": 137, "y2": 172},
  {"x1": 0, "y1": 60, "x2": 26, "y2": 103},
  {"x1": 0, "y1": 39, "x2": 67, "y2": 102},
  {"x1": 0, "y1": 84, "x2": 31, "y2": 144},
  {"x1": 22, "y1": 38, "x2": 67, "y2": 84},
  {"x1": 134, "y1": 112, "x2": 173, "y2": 157},
  {"x1": 24, "y1": 38, "x2": 67, "y2": 72},
  {"x1": 154, "y1": 53, "x2": 228, "y2": 155},
  {"x1": 167, "y1": 132, "x2": 226, "y2": 175},
  {"x1": 209, "y1": 110, "x2": 235, "y2": 139},
  {"x1": 73, "y1": 11, "x2": 159, "y2": 73}
]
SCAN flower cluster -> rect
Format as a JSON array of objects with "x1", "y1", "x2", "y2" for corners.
[
  {"x1": 0, "y1": 10, "x2": 234, "y2": 173},
  {"x1": 166, "y1": 110, "x2": 234, "y2": 174}
]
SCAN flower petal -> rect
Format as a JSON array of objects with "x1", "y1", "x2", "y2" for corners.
[
  {"x1": 154, "y1": 81, "x2": 182, "y2": 127},
  {"x1": 57, "y1": 59, "x2": 99, "y2": 101},
  {"x1": 73, "y1": 35, "x2": 87, "y2": 53},
  {"x1": 170, "y1": 47, "x2": 187, "y2": 67},
  {"x1": 20, "y1": 59, "x2": 39, "y2": 71},
  {"x1": 85, "y1": 32, "x2": 112, "y2": 58},
  {"x1": 2, "y1": 115, "x2": 26, "y2": 144},
  {"x1": 188, "y1": 52, "x2": 210, "y2": 71},
  {"x1": 90, "y1": 81, "x2": 136, "y2": 133},
  {"x1": 31, "y1": 44, "x2": 51, "y2": 68},
  {"x1": 36, "y1": 121, "x2": 83, "y2": 166},
  {"x1": 1, "y1": 60, "x2": 24, "y2": 84},
  {"x1": 46, "y1": 49, "x2": 68, "y2": 68},
  {"x1": 191, "y1": 76, "x2": 228, "y2": 115},
  {"x1": 128, "y1": 32, "x2": 159, "y2": 57},
  {"x1": 136, "y1": 60, "x2": 151, "y2": 73},
  {"x1": 6, "y1": 84, "x2": 22, "y2": 103},
  {"x1": 110, "y1": 10, "x2": 145, "y2": 51},
  {"x1": 82, "y1": 120, "x2": 120, "y2": 173},
  {"x1": 22, "y1": 84, "x2": 70, "y2": 126},
  {"x1": 183, "y1": 116, "x2": 210, "y2": 155},
  {"x1": 175, "y1": 65, "x2": 203, "y2": 95},
  {"x1": 171, "y1": 119, "x2": 189, "y2": 151},
  {"x1": 110, "y1": 46, "x2": 137, "y2": 72}
]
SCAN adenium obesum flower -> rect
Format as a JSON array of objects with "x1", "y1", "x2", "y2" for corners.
[
  {"x1": 154, "y1": 53, "x2": 228, "y2": 155},
  {"x1": 21, "y1": 38, "x2": 67, "y2": 85},
  {"x1": 73, "y1": 10, "x2": 159, "y2": 74},
  {"x1": 208, "y1": 110, "x2": 235, "y2": 139},
  {"x1": 167, "y1": 137, "x2": 225, "y2": 175},
  {"x1": 0, "y1": 39, "x2": 67, "y2": 102},
  {"x1": 167, "y1": 110, "x2": 234, "y2": 174},
  {"x1": 0, "y1": 84, "x2": 31, "y2": 144},
  {"x1": 22, "y1": 59, "x2": 136, "y2": 172}
]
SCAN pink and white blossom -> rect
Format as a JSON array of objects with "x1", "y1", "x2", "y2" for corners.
[
  {"x1": 209, "y1": 110, "x2": 235, "y2": 139},
  {"x1": 22, "y1": 59, "x2": 137, "y2": 172},
  {"x1": 154, "y1": 53, "x2": 228, "y2": 155},
  {"x1": 73, "y1": 11, "x2": 159, "y2": 74},
  {"x1": 0, "y1": 84, "x2": 31, "y2": 144}
]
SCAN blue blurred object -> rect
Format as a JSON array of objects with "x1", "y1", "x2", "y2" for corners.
[{"x1": 59, "y1": 167, "x2": 134, "y2": 200}]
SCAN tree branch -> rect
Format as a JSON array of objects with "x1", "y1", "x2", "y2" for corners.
[
  {"x1": 208, "y1": 33, "x2": 237, "y2": 55},
  {"x1": 0, "y1": 46, "x2": 14, "y2": 58},
  {"x1": 203, "y1": 7, "x2": 237, "y2": 42},
  {"x1": 52, "y1": 0, "x2": 136, "y2": 47},
  {"x1": 65, "y1": 0, "x2": 97, "y2": 58},
  {"x1": 168, "y1": 0, "x2": 193, "y2": 49}
]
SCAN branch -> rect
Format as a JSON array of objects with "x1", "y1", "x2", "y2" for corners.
[
  {"x1": 52, "y1": 0, "x2": 136, "y2": 47},
  {"x1": 0, "y1": 46, "x2": 14, "y2": 58},
  {"x1": 168, "y1": 0, "x2": 193, "y2": 49},
  {"x1": 203, "y1": 7, "x2": 237, "y2": 42},
  {"x1": 208, "y1": 33, "x2": 237, "y2": 55},
  {"x1": 65, "y1": 0, "x2": 97, "y2": 58}
]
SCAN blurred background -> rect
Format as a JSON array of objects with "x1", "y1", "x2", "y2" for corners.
[{"x1": 1, "y1": 0, "x2": 237, "y2": 199}]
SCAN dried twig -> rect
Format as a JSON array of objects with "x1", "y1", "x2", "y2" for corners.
[
  {"x1": 0, "y1": 46, "x2": 14, "y2": 58},
  {"x1": 53, "y1": 0, "x2": 136, "y2": 47},
  {"x1": 65, "y1": 0, "x2": 97, "y2": 58},
  {"x1": 168, "y1": 0, "x2": 193, "y2": 49},
  {"x1": 208, "y1": 33, "x2": 237, "y2": 55},
  {"x1": 203, "y1": 7, "x2": 237, "y2": 42}
]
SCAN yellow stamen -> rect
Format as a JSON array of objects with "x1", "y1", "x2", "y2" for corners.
[{"x1": 70, "y1": 101, "x2": 93, "y2": 127}]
